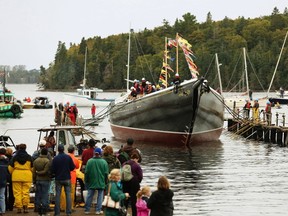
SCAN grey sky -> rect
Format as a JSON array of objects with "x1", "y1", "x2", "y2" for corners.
[{"x1": 0, "y1": 0, "x2": 286, "y2": 70}]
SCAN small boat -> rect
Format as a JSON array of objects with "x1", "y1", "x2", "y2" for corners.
[
  {"x1": 63, "y1": 47, "x2": 116, "y2": 107},
  {"x1": 64, "y1": 87, "x2": 115, "y2": 107},
  {"x1": 267, "y1": 31, "x2": 288, "y2": 105},
  {"x1": 22, "y1": 97, "x2": 35, "y2": 109},
  {"x1": 33, "y1": 96, "x2": 53, "y2": 109},
  {"x1": 109, "y1": 33, "x2": 224, "y2": 145},
  {"x1": 0, "y1": 89, "x2": 23, "y2": 118}
]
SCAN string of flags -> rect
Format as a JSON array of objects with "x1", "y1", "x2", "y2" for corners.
[{"x1": 158, "y1": 35, "x2": 199, "y2": 87}]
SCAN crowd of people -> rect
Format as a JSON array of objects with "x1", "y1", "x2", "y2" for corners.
[
  {"x1": 242, "y1": 99, "x2": 272, "y2": 125},
  {"x1": 128, "y1": 74, "x2": 181, "y2": 100},
  {"x1": 0, "y1": 137, "x2": 174, "y2": 216},
  {"x1": 54, "y1": 102, "x2": 79, "y2": 126}
]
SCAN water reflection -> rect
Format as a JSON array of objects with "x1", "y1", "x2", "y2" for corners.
[{"x1": 112, "y1": 140, "x2": 224, "y2": 215}]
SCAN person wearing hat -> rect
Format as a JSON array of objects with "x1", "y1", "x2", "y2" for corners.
[
  {"x1": 129, "y1": 87, "x2": 137, "y2": 100},
  {"x1": 32, "y1": 140, "x2": 52, "y2": 161},
  {"x1": 140, "y1": 78, "x2": 147, "y2": 95},
  {"x1": 84, "y1": 147, "x2": 109, "y2": 215},
  {"x1": 33, "y1": 148, "x2": 51, "y2": 215},
  {"x1": 51, "y1": 144, "x2": 75, "y2": 216},
  {"x1": 8, "y1": 144, "x2": 33, "y2": 213},
  {"x1": 81, "y1": 138, "x2": 96, "y2": 172}
]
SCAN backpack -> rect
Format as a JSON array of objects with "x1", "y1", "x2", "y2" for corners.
[
  {"x1": 121, "y1": 163, "x2": 133, "y2": 182},
  {"x1": 118, "y1": 151, "x2": 130, "y2": 165}
]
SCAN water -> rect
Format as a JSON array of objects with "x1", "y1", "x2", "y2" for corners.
[{"x1": 2, "y1": 84, "x2": 288, "y2": 215}]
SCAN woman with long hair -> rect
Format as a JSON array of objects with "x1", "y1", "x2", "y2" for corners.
[{"x1": 147, "y1": 176, "x2": 174, "y2": 216}]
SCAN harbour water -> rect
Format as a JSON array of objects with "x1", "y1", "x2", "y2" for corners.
[{"x1": 2, "y1": 84, "x2": 288, "y2": 215}]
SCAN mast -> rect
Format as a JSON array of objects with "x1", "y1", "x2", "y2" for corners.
[
  {"x1": 83, "y1": 46, "x2": 87, "y2": 89},
  {"x1": 267, "y1": 30, "x2": 288, "y2": 95},
  {"x1": 215, "y1": 53, "x2": 222, "y2": 94},
  {"x1": 126, "y1": 29, "x2": 131, "y2": 92},
  {"x1": 243, "y1": 47, "x2": 249, "y2": 97},
  {"x1": 176, "y1": 33, "x2": 179, "y2": 74}
]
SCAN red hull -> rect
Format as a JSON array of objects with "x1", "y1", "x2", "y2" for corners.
[{"x1": 110, "y1": 123, "x2": 223, "y2": 146}]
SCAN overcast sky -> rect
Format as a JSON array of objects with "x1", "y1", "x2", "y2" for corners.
[{"x1": 0, "y1": 0, "x2": 286, "y2": 70}]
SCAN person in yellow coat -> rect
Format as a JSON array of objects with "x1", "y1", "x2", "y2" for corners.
[
  {"x1": 8, "y1": 144, "x2": 33, "y2": 214},
  {"x1": 252, "y1": 99, "x2": 259, "y2": 123}
]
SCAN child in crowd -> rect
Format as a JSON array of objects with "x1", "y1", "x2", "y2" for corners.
[{"x1": 136, "y1": 186, "x2": 151, "y2": 216}]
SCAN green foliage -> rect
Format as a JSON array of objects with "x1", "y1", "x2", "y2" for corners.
[{"x1": 35, "y1": 11, "x2": 288, "y2": 91}]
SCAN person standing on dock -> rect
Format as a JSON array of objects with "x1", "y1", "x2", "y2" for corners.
[
  {"x1": 91, "y1": 103, "x2": 96, "y2": 119},
  {"x1": 265, "y1": 101, "x2": 272, "y2": 126},
  {"x1": 252, "y1": 99, "x2": 259, "y2": 123},
  {"x1": 243, "y1": 100, "x2": 251, "y2": 119}
]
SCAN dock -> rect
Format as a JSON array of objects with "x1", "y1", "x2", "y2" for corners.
[{"x1": 227, "y1": 111, "x2": 288, "y2": 146}]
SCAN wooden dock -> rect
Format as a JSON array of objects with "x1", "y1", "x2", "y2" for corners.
[{"x1": 227, "y1": 117, "x2": 288, "y2": 146}]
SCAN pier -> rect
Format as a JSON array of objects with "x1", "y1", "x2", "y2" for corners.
[{"x1": 227, "y1": 110, "x2": 288, "y2": 146}]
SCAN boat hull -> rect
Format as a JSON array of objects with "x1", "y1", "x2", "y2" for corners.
[
  {"x1": 269, "y1": 97, "x2": 288, "y2": 105},
  {"x1": 0, "y1": 103, "x2": 23, "y2": 118},
  {"x1": 109, "y1": 79, "x2": 224, "y2": 145},
  {"x1": 22, "y1": 102, "x2": 35, "y2": 109}
]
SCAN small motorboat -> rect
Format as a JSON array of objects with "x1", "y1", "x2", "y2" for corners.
[{"x1": 33, "y1": 97, "x2": 53, "y2": 109}]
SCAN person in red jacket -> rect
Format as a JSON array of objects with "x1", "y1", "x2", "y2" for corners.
[
  {"x1": 91, "y1": 104, "x2": 96, "y2": 119},
  {"x1": 81, "y1": 139, "x2": 96, "y2": 172}
]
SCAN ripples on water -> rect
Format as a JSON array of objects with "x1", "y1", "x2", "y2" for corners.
[{"x1": 2, "y1": 85, "x2": 288, "y2": 215}]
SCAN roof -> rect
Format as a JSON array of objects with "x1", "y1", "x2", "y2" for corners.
[{"x1": 37, "y1": 125, "x2": 83, "y2": 132}]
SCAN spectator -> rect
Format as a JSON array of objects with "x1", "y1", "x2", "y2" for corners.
[
  {"x1": 102, "y1": 145, "x2": 121, "y2": 173},
  {"x1": 51, "y1": 144, "x2": 75, "y2": 216},
  {"x1": 33, "y1": 148, "x2": 51, "y2": 215},
  {"x1": 81, "y1": 139, "x2": 96, "y2": 172},
  {"x1": 60, "y1": 145, "x2": 80, "y2": 212},
  {"x1": 32, "y1": 140, "x2": 52, "y2": 161},
  {"x1": 0, "y1": 148, "x2": 9, "y2": 216},
  {"x1": 84, "y1": 147, "x2": 109, "y2": 215},
  {"x1": 5, "y1": 147, "x2": 14, "y2": 211},
  {"x1": 147, "y1": 176, "x2": 174, "y2": 216},
  {"x1": 136, "y1": 186, "x2": 151, "y2": 216},
  {"x1": 122, "y1": 153, "x2": 143, "y2": 216},
  {"x1": 104, "y1": 168, "x2": 129, "y2": 216},
  {"x1": 8, "y1": 144, "x2": 33, "y2": 214},
  {"x1": 118, "y1": 138, "x2": 142, "y2": 165}
]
